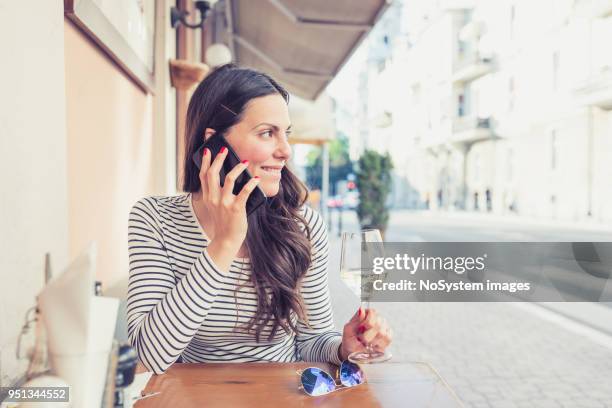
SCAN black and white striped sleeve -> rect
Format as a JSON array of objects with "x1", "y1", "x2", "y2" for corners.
[
  {"x1": 295, "y1": 206, "x2": 343, "y2": 365},
  {"x1": 126, "y1": 198, "x2": 227, "y2": 374}
]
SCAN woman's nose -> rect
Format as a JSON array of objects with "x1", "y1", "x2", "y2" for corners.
[{"x1": 275, "y1": 136, "x2": 292, "y2": 160}]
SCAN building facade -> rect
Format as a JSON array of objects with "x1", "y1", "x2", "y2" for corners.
[{"x1": 367, "y1": 0, "x2": 612, "y2": 222}]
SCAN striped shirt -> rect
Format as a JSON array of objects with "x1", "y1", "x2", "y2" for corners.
[{"x1": 127, "y1": 193, "x2": 342, "y2": 374}]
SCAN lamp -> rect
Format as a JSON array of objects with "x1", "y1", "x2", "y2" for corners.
[
  {"x1": 171, "y1": 0, "x2": 218, "y2": 29},
  {"x1": 205, "y1": 43, "x2": 232, "y2": 67}
]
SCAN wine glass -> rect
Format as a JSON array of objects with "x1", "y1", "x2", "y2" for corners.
[{"x1": 340, "y1": 228, "x2": 392, "y2": 364}]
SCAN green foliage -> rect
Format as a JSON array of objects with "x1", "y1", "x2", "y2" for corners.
[
  {"x1": 305, "y1": 135, "x2": 353, "y2": 195},
  {"x1": 356, "y1": 149, "x2": 394, "y2": 233}
]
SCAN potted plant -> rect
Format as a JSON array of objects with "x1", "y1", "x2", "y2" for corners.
[{"x1": 355, "y1": 149, "x2": 394, "y2": 238}]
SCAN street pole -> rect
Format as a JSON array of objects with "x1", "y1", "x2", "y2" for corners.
[
  {"x1": 587, "y1": 107, "x2": 594, "y2": 218},
  {"x1": 321, "y1": 142, "x2": 330, "y2": 225}
]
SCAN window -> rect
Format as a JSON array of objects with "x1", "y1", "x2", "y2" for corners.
[
  {"x1": 411, "y1": 84, "x2": 421, "y2": 103},
  {"x1": 458, "y1": 39, "x2": 467, "y2": 58},
  {"x1": 507, "y1": 149, "x2": 514, "y2": 182},
  {"x1": 552, "y1": 51, "x2": 560, "y2": 91}
]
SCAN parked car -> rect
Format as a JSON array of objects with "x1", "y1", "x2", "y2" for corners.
[{"x1": 326, "y1": 195, "x2": 344, "y2": 209}]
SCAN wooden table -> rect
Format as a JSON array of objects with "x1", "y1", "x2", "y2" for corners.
[{"x1": 135, "y1": 362, "x2": 463, "y2": 407}]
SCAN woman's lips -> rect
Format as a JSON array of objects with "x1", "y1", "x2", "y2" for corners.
[{"x1": 259, "y1": 166, "x2": 283, "y2": 177}]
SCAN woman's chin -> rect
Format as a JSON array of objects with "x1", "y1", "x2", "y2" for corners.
[{"x1": 260, "y1": 182, "x2": 280, "y2": 197}]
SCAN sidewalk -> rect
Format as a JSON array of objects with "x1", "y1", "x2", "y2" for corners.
[
  {"x1": 325, "y1": 214, "x2": 612, "y2": 407},
  {"x1": 401, "y1": 209, "x2": 612, "y2": 234},
  {"x1": 369, "y1": 301, "x2": 612, "y2": 407}
]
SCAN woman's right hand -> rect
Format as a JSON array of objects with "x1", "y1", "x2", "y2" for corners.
[{"x1": 196, "y1": 146, "x2": 261, "y2": 263}]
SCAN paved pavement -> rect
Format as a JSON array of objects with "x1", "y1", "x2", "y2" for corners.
[{"x1": 326, "y1": 209, "x2": 612, "y2": 407}]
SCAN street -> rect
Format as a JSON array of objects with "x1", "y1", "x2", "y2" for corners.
[
  {"x1": 328, "y1": 209, "x2": 612, "y2": 242},
  {"x1": 326, "y1": 209, "x2": 612, "y2": 407}
]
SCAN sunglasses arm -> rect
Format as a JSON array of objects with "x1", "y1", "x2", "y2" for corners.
[{"x1": 296, "y1": 384, "x2": 351, "y2": 395}]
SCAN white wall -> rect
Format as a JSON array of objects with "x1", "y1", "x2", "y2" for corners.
[
  {"x1": 0, "y1": 1, "x2": 69, "y2": 386},
  {"x1": 153, "y1": 0, "x2": 178, "y2": 196}
]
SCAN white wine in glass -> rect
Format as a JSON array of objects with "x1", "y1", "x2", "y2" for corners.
[{"x1": 340, "y1": 228, "x2": 391, "y2": 364}]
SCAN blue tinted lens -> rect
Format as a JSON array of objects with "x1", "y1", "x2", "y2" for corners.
[
  {"x1": 301, "y1": 368, "x2": 336, "y2": 396},
  {"x1": 340, "y1": 361, "x2": 364, "y2": 387}
]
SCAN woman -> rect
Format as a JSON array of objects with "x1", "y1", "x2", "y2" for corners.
[{"x1": 127, "y1": 64, "x2": 392, "y2": 374}]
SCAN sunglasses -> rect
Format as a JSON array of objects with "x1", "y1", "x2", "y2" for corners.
[{"x1": 297, "y1": 360, "x2": 365, "y2": 396}]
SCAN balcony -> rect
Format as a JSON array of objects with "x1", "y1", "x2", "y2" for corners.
[
  {"x1": 574, "y1": 0, "x2": 612, "y2": 18},
  {"x1": 452, "y1": 53, "x2": 494, "y2": 83},
  {"x1": 459, "y1": 21, "x2": 485, "y2": 42},
  {"x1": 573, "y1": 70, "x2": 612, "y2": 110},
  {"x1": 421, "y1": 134, "x2": 447, "y2": 152},
  {"x1": 451, "y1": 116, "x2": 497, "y2": 145}
]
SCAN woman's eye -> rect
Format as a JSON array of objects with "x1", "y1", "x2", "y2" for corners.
[{"x1": 260, "y1": 130, "x2": 273, "y2": 138}]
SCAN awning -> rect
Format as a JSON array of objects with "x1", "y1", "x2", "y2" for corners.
[
  {"x1": 225, "y1": 0, "x2": 391, "y2": 101},
  {"x1": 288, "y1": 94, "x2": 335, "y2": 145}
]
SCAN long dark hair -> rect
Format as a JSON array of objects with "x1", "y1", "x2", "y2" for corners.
[{"x1": 183, "y1": 64, "x2": 312, "y2": 342}]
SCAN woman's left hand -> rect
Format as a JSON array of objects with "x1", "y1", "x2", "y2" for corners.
[{"x1": 339, "y1": 308, "x2": 393, "y2": 361}]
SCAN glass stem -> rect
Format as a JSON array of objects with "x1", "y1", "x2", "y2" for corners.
[
  {"x1": 362, "y1": 300, "x2": 375, "y2": 355},
  {"x1": 365, "y1": 342, "x2": 376, "y2": 355}
]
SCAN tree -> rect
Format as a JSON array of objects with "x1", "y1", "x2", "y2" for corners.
[
  {"x1": 356, "y1": 149, "x2": 394, "y2": 236},
  {"x1": 305, "y1": 135, "x2": 353, "y2": 195}
]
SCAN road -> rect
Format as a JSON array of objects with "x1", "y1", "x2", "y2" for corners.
[
  {"x1": 325, "y1": 209, "x2": 612, "y2": 407},
  {"x1": 327, "y1": 208, "x2": 612, "y2": 242}
]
